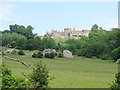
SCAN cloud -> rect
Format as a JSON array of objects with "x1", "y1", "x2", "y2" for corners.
[
  {"x1": 97, "y1": 18, "x2": 118, "y2": 30},
  {"x1": 0, "y1": 3, "x2": 16, "y2": 21}
]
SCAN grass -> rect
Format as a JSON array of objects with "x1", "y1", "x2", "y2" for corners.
[{"x1": 2, "y1": 54, "x2": 118, "y2": 88}]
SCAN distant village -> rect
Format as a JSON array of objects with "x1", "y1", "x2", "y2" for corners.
[{"x1": 42, "y1": 28, "x2": 92, "y2": 39}]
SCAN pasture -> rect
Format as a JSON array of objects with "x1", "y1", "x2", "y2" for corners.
[{"x1": 2, "y1": 54, "x2": 118, "y2": 88}]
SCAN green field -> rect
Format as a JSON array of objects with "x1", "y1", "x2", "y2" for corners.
[{"x1": 2, "y1": 54, "x2": 117, "y2": 88}]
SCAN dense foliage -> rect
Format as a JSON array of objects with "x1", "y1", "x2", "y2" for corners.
[
  {"x1": 2, "y1": 62, "x2": 19, "y2": 88},
  {"x1": 2, "y1": 24, "x2": 120, "y2": 60},
  {"x1": 9, "y1": 24, "x2": 34, "y2": 39},
  {"x1": 26, "y1": 61, "x2": 52, "y2": 88},
  {"x1": 32, "y1": 53, "x2": 37, "y2": 58},
  {"x1": 58, "y1": 52, "x2": 64, "y2": 58},
  {"x1": 18, "y1": 50, "x2": 25, "y2": 55},
  {"x1": 110, "y1": 73, "x2": 120, "y2": 90},
  {"x1": 64, "y1": 26, "x2": 120, "y2": 60},
  {"x1": 2, "y1": 62, "x2": 52, "y2": 88},
  {"x1": 44, "y1": 53, "x2": 55, "y2": 59}
]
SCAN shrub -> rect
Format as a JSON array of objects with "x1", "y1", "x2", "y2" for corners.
[
  {"x1": 12, "y1": 49, "x2": 17, "y2": 54},
  {"x1": 101, "y1": 54, "x2": 109, "y2": 60},
  {"x1": 54, "y1": 53, "x2": 57, "y2": 56},
  {"x1": 2, "y1": 62, "x2": 30, "y2": 88},
  {"x1": 72, "y1": 50, "x2": 76, "y2": 55},
  {"x1": 2, "y1": 75, "x2": 18, "y2": 88},
  {"x1": 76, "y1": 50, "x2": 81, "y2": 56},
  {"x1": 45, "y1": 53, "x2": 50, "y2": 58},
  {"x1": 50, "y1": 52, "x2": 55, "y2": 59},
  {"x1": 112, "y1": 47, "x2": 120, "y2": 60},
  {"x1": 2, "y1": 62, "x2": 12, "y2": 76},
  {"x1": 15, "y1": 79, "x2": 31, "y2": 88},
  {"x1": 2, "y1": 62, "x2": 18, "y2": 88},
  {"x1": 32, "y1": 53, "x2": 37, "y2": 58},
  {"x1": 58, "y1": 52, "x2": 64, "y2": 58},
  {"x1": 110, "y1": 73, "x2": 120, "y2": 90},
  {"x1": 18, "y1": 50, "x2": 25, "y2": 55},
  {"x1": 27, "y1": 61, "x2": 53, "y2": 88},
  {"x1": 91, "y1": 56, "x2": 97, "y2": 59},
  {"x1": 37, "y1": 51, "x2": 43, "y2": 58}
]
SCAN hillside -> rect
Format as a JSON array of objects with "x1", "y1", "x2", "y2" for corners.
[{"x1": 2, "y1": 54, "x2": 117, "y2": 88}]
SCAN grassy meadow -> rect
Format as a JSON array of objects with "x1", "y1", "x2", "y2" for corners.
[{"x1": 2, "y1": 54, "x2": 118, "y2": 88}]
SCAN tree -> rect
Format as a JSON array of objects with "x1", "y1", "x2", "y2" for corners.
[
  {"x1": 2, "y1": 32, "x2": 27, "y2": 47},
  {"x1": 37, "y1": 51, "x2": 43, "y2": 58},
  {"x1": 110, "y1": 73, "x2": 120, "y2": 90},
  {"x1": 2, "y1": 30, "x2": 11, "y2": 33},
  {"x1": 50, "y1": 52, "x2": 55, "y2": 59},
  {"x1": 25, "y1": 39, "x2": 36, "y2": 51},
  {"x1": 18, "y1": 50, "x2": 25, "y2": 55},
  {"x1": 16, "y1": 38, "x2": 27, "y2": 50},
  {"x1": 45, "y1": 38, "x2": 56, "y2": 48},
  {"x1": 91, "y1": 24, "x2": 99, "y2": 32},
  {"x1": 27, "y1": 61, "x2": 52, "y2": 88},
  {"x1": 9, "y1": 24, "x2": 19, "y2": 32},
  {"x1": 45, "y1": 53, "x2": 51, "y2": 58},
  {"x1": 92, "y1": 24, "x2": 98, "y2": 29},
  {"x1": 2, "y1": 62, "x2": 18, "y2": 88},
  {"x1": 32, "y1": 53, "x2": 37, "y2": 58},
  {"x1": 58, "y1": 52, "x2": 64, "y2": 58},
  {"x1": 9, "y1": 24, "x2": 34, "y2": 39},
  {"x1": 112, "y1": 47, "x2": 120, "y2": 60},
  {"x1": 27, "y1": 25, "x2": 34, "y2": 30}
]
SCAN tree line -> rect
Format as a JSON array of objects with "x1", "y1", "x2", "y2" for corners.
[
  {"x1": 65, "y1": 25, "x2": 120, "y2": 60},
  {"x1": 1, "y1": 24, "x2": 120, "y2": 60}
]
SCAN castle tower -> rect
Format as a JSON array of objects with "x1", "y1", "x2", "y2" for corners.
[
  {"x1": 64, "y1": 28, "x2": 72, "y2": 37},
  {"x1": 73, "y1": 28, "x2": 75, "y2": 30}
]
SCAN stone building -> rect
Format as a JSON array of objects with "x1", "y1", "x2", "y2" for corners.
[{"x1": 44, "y1": 28, "x2": 91, "y2": 39}]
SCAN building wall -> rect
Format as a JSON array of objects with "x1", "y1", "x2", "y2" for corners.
[{"x1": 44, "y1": 28, "x2": 90, "y2": 39}]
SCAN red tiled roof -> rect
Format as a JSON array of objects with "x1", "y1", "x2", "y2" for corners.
[
  {"x1": 52, "y1": 30, "x2": 64, "y2": 33},
  {"x1": 52, "y1": 30, "x2": 57, "y2": 32},
  {"x1": 57, "y1": 32, "x2": 64, "y2": 33}
]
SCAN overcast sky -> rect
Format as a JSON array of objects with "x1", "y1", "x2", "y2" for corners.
[{"x1": 0, "y1": 2, "x2": 118, "y2": 36}]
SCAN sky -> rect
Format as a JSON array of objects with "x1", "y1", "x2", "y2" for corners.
[{"x1": 0, "y1": 2, "x2": 118, "y2": 36}]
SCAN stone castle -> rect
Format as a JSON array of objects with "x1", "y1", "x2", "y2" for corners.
[{"x1": 44, "y1": 28, "x2": 91, "y2": 39}]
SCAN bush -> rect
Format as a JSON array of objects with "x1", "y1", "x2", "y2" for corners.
[
  {"x1": 58, "y1": 52, "x2": 64, "y2": 58},
  {"x1": 91, "y1": 56, "x2": 97, "y2": 59},
  {"x1": 2, "y1": 62, "x2": 30, "y2": 88},
  {"x1": 45, "y1": 53, "x2": 50, "y2": 58},
  {"x1": 2, "y1": 75, "x2": 18, "y2": 88},
  {"x1": 112, "y1": 47, "x2": 120, "y2": 60},
  {"x1": 2, "y1": 62, "x2": 18, "y2": 88},
  {"x1": 37, "y1": 51, "x2": 43, "y2": 58},
  {"x1": 101, "y1": 54, "x2": 109, "y2": 60},
  {"x1": 50, "y1": 52, "x2": 55, "y2": 59},
  {"x1": 12, "y1": 49, "x2": 17, "y2": 54},
  {"x1": 110, "y1": 73, "x2": 120, "y2": 90},
  {"x1": 54, "y1": 53, "x2": 57, "y2": 56},
  {"x1": 44, "y1": 52, "x2": 55, "y2": 59},
  {"x1": 32, "y1": 53, "x2": 37, "y2": 58},
  {"x1": 18, "y1": 50, "x2": 25, "y2": 55},
  {"x1": 27, "y1": 61, "x2": 53, "y2": 88},
  {"x1": 76, "y1": 50, "x2": 81, "y2": 56}
]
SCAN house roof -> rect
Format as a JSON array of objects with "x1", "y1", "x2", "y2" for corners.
[{"x1": 52, "y1": 30, "x2": 57, "y2": 32}]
